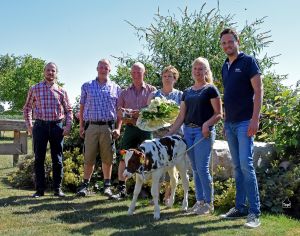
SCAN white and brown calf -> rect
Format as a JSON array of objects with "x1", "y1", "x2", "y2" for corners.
[{"x1": 123, "y1": 135, "x2": 189, "y2": 220}]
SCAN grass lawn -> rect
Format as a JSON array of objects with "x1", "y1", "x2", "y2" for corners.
[{"x1": 0, "y1": 166, "x2": 299, "y2": 236}]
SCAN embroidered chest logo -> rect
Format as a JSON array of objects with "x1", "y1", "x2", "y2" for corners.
[{"x1": 235, "y1": 68, "x2": 242, "y2": 73}]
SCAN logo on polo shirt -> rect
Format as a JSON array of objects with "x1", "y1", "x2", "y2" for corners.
[{"x1": 235, "y1": 68, "x2": 242, "y2": 73}]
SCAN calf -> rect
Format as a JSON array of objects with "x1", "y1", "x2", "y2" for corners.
[{"x1": 123, "y1": 135, "x2": 189, "y2": 220}]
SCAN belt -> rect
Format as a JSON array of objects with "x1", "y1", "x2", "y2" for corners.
[
  {"x1": 35, "y1": 119, "x2": 63, "y2": 125},
  {"x1": 89, "y1": 120, "x2": 114, "y2": 126},
  {"x1": 186, "y1": 123, "x2": 200, "y2": 128}
]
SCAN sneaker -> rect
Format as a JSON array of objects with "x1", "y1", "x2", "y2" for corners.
[
  {"x1": 76, "y1": 184, "x2": 88, "y2": 197},
  {"x1": 32, "y1": 191, "x2": 44, "y2": 198},
  {"x1": 110, "y1": 188, "x2": 127, "y2": 200},
  {"x1": 54, "y1": 188, "x2": 65, "y2": 197},
  {"x1": 163, "y1": 198, "x2": 170, "y2": 206},
  {"x1": 244, "y1": 214, "x2": 261, "y2": 228},
  {"x1": 220, "y1": 207, "x2": 248, "y2": 219},
  {"x1": 103, "y1": 187, "x2": 113, "y2": 198},
  {"x1": 194, "y1": 203, "x2": 214, "y2": 215},
  {"x1": 185, "y1": 201, "x2": 204, "y2": 215}
]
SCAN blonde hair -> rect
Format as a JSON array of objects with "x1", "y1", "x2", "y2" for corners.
[
  {"x1": 192, "y1": 57, "x2": 213, "y2": 84},
  {"x1": 162, "y1": 65, "x2": 180, "y2": 81}
]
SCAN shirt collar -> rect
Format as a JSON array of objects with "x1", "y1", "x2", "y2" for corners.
[
  {"x1": 129, "y1": 82, "x2": 146, "y2": 89},
  {"x1": 43, "y1": 80, "x2": 56, "y2": 88},
  {"x1": 95, "y1": 77, "x2": 111, "y2": 86},
  {"x1": 225, "y1": 51, "x2": 245, "y2": 62}
]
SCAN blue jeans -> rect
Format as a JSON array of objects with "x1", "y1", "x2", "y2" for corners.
[
  {"x1": 32, "y1": 120, "x2": 64, "y2": 192},
  {"x1": 184, "y1": 125, "x2": 215, "y2": 204},
  {"x1": 224, "y1": 120, "x2": 260, "y2": 216}
]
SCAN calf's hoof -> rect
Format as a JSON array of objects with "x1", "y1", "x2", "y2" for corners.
[
  {"x1": 128, "y1": 209, "x2": 134, "y2": 215},
  {"x1": 153, "y1": 212, "x2": 160, "y2": 220}
]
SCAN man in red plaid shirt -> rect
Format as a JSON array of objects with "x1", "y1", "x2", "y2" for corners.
[{"x1": 23, "y1": 62, "x2": 73, "y2": 198}]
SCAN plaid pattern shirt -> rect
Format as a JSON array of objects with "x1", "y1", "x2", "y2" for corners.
[
  {"x1": 80, "y1": 78, "x2": 121, "y2": 121},
  {"x1": 118, "y1": 83, "x2": 156, "y2": 110},
  {"x1": 23, "y1": 80, "x2": 73, "y2": 130}
]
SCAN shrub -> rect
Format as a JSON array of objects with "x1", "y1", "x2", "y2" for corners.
[
  {"x1": 62, "y1": 147, "x2": 84, "y2": 192},
  {"x1": 214, "y1": 178, "x2": 236, "y2": 211},
  {"x1": 260, "y1": 83, "x2": 300, "y2": 157},
  {"x1": 8, "y1": 154, "x2": 52, "y2": 189},
  {"x1": 257, "y1": 157, "x2": 300, "y2": 218}
]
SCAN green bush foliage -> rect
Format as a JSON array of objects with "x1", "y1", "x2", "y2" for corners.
[
  {"x1": 62, "y1": 148, "x2": 84, "y2": 191},
  {"x1": 260, "y1": 83, "x2": 300, "y2": 157},
  {"x1": 214, "y1": 178, "x2": 236, "y2": 211},
  {"x1": 257, "y1": 159, "x2": 300, "y2": 218},
  {"x1": 8, "y1": 154, "x2": 52, "y2": 189}
]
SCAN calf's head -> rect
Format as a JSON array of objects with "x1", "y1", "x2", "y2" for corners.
[{"x1": 123, "y1": 149, "x2": 145, "y2": 178}]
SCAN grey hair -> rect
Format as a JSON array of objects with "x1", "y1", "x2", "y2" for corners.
[
  {"x1": 97, "y1": 58, "x2": 111, "y2": 67},
  {"x1": 132, "y1": 62, "x2": 145, "y2": 72}
]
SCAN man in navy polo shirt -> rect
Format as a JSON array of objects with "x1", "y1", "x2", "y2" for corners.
[{"x1": 219, "y1": 28, "x2": 263, "y2": 228}]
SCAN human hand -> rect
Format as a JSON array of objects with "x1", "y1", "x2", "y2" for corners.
[
  {"x1": 27, "y1": 126, "x2": 32, "y2": 136},
  {"x1": 112, "y1": 129, "x2": 120, "y2": 140},
  {"x1": 63, "y1": 127, "x2": 71, "y2": 136},
  {"x1": 79, "y1": 126, "x2": 85, "y2": 138},
  {"x1": 131, "y1": 110, "x2": 140, "y2": 119},
  {"x1": 201, "y1": 123, "x2": 210, "y2": 138},
  {"x1": 248, "y1": 118, "x2": 259, "y2": 137},
  {"x1": 121, "y1": 108, "x2": 138, "y2": 125}
]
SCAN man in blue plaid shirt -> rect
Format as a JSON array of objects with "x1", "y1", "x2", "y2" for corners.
[{"x1": 77, "y1": 59, "x2": 122, "y2": 197}]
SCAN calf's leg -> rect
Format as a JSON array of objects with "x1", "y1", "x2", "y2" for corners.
[
  {"x1": 166, "y1": 166, "x2": 178, "y2": 208},
  {"x1": 128, "y1": 174, "x2": 143, "y2": 215},
  {"x1": 151, "y1": 171, "x2": 162, "y2": 219},
  {"x1": 176, "y1": 159, "x2": 189, "y2": 211}
]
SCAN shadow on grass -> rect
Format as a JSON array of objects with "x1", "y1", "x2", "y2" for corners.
[
  {"x1": 0, "y1": 195, "x2": 79, "y2": 208},
  {"x1": 0, "y1": 192, "x2": 245, "y2": 235},
  {"x1": 68, "y1": 208, "x2": 243, "y2": 235}
]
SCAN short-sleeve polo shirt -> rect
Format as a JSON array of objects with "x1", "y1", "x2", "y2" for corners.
[{"x1": 222, "y1": 52, "x2": 261, "y2": 122}]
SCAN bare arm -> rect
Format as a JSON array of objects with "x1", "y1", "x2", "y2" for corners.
[
  {"x1": 167, "y1": 101, "x2": 186, "y2": 135},
  {"x1": 23, "y1": 88, "x2": 34, "y2": 135},
  {"x1": 62, "y1": 91, "x2": 73, "y2": 136},
  {"x1": 79, "y1": 104, "x2": 85, "y2": 138},
  {"x1": 202, "y1": 97, "x2": 223, "y2": 138},
  {"x1": 248, "y1": 74, "x2": 263, "y2": 137}
]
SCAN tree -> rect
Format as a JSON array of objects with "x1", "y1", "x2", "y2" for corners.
[
  {"x1": 0, "y1": 104, "x2": 4, "y2": 113},
  {"x1": 111, "y1": 4, "x2": 275, "y2": 93},
  {"x1": 111, "y1": 3, "x2": 300, "y2": 157},
  {"x1": 0, "y1": 54, "x2": 45, "y2": 112}
]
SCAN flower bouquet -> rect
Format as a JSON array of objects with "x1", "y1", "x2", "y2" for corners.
[{"x1": 136, "y1": 97, "x2": 180, "y2": 131}]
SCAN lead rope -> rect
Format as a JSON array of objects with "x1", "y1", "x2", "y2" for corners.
[{"x1": 137, "y1": 135, "x2": 209, "y2": 181}]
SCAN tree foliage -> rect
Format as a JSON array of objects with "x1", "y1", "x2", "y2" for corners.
[
  {"x1": 260, "y1": 82, "x2": 300, "y2": 157},
  {"x1": 111, "y1": 4, "x2": 300, "y2": 155},
  {"x1": 112, "y1": 4, "x2": 275, "y2": 93},
  {"x1": 0, "y1": 54, "x2": 45, "y2": 112}
]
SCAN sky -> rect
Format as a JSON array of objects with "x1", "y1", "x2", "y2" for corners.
[{"x1": 1, "y1": 0, "x2": 299, "y2": 105}]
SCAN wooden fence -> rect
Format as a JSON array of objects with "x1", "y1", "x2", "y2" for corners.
[{"x1": 0, "y1": 119, "x2": 28, "y2": 166}]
